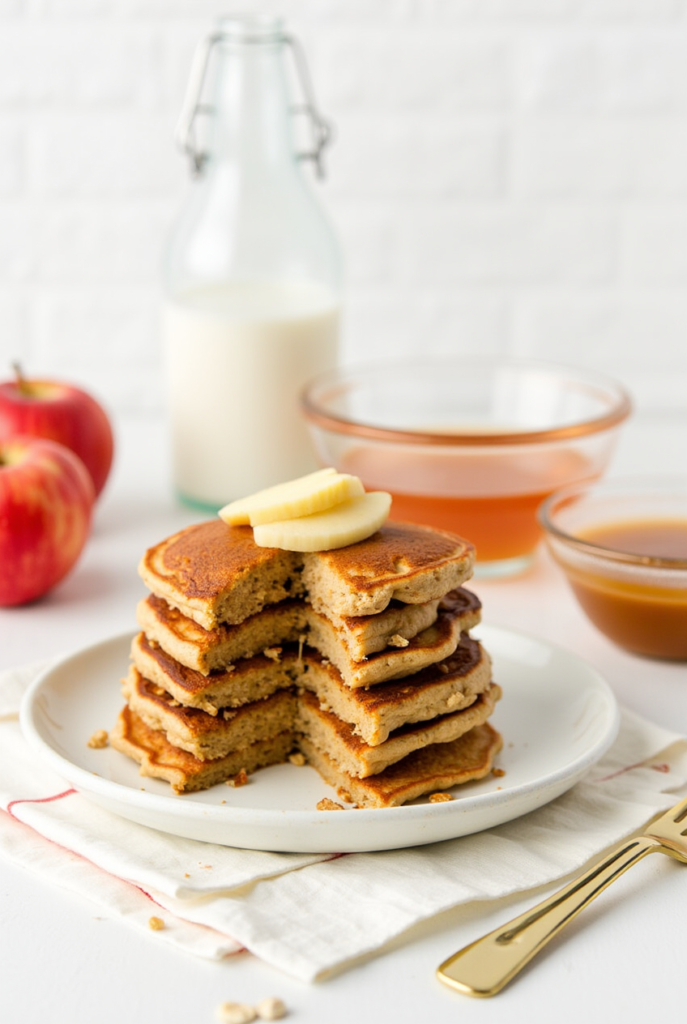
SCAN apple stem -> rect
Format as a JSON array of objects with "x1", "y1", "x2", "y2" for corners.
[{"x1": 12, "y1": 362, "x2": 31, "y2": 396}]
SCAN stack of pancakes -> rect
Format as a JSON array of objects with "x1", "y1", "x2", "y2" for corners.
[{"x1": 111, "y1": 519, "x2": 503, "y2": 808}]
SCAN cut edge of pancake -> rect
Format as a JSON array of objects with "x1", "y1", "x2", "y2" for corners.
[{"x1": 110, "y1": 703, "x2": 503, "y2": 807}]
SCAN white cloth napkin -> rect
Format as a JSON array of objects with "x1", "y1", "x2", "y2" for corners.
[{"x1": 1, "y1": 660, "x2": 686, "y2": 982}]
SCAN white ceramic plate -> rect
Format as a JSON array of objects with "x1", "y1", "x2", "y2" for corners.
[{"x1": 20, "y1": 625, "x2": 619, "y2": 853}]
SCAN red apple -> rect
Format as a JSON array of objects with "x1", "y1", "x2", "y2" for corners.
[
  {"x1": 0, "y1": 436, "x2": 95, "y2": 606},
  {"x1": 0, "y1": 366, "x2": 114, "y2": 498}
]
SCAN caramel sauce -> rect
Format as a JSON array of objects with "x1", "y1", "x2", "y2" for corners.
[
  {"x1": 566, "y1": 518, "x2": 687, "y2": 660},
  {"x1": 578, "y1": 518, "x2": 687, "y2": 559}
]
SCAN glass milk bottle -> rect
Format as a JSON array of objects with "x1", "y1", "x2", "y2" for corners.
[{"x1": 163, "y1": 16, "x2": 341, "y2": 510}]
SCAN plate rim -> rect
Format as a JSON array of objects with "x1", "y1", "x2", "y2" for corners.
[{"x1": 19, "y1": 623, "x2": 620, "y2": 842}]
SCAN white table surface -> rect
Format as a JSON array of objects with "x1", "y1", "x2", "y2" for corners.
[{"x1": 1, "y1": 412, "x2": 686, "y2": 1024}]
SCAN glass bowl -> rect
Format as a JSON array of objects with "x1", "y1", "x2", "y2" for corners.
[
  {"x1": 539, "y1": 477, "x2": 687, "y2": 659},
  {"x1": 301, "y1": 356, "x2": 632, "y2": 577}
]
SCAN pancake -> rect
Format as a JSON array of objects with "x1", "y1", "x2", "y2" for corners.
[
  {"x1": 305, "y1": 590, "x2": 475, "y2": 688},
  {"x1": 139, "y1": 519, "x2": 474, "y2": 630},
  {"x1": 138, "y1": 520, "x2": 304, "y2": 630},
  {"x1": 122, "y1": 667, "x2": 297, "y2": 761},
  {"x1": 300, "y1": 521, "x2": 475, "y2": 616},
  {"x1": 136, "y1": 594, "x2": 308, "y2": 675},
  {"x1": 296, "y1": 685, "x2": 501, "y2": 778},
  {"x1": 339, "y1": 587, "x2": 480, "y2": 660},
  {"x1": 110, "y1": 705, "x2": 294, "y2": 794},
  {"x1": 131, "y1": 632, "x2": 295, "y2": 714},
  {"x1": 299, "y1": 723, "x2": 503, "y2": 809},
  {"x1": 300, "y1": 636, "x2": 493, "y2": 745}
]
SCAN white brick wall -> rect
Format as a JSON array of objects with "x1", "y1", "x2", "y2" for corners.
[{"x1": 1, "y1": 0, "x2": 686, "y2": 433}]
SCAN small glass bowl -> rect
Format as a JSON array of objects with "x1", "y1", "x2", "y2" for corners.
[
  {"x1": 301, "y1": 356, "x2": 631, "y2": 577},
  {"x1": 539, "y1": 478, "x2": 687, "y2": 660}
]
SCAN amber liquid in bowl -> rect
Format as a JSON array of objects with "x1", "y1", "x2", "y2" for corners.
[
  {"x1": 378, "y1": 488, "x2": 549, "y2": 563},
  {"x1": 342, "y1": 446, "x2": 593, "y2": 571},
  {"x1": 565, "y1": 518, "x2": 687, "y2": 660}
]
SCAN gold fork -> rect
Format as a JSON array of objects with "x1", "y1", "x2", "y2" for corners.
[{"x1": 437, "y1": 792, "x2": 687, "y2": 998}]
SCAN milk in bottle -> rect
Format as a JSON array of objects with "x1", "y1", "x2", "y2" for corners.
[{"x1": 163, "y1": 16, "x2": 341, "y2": 509}]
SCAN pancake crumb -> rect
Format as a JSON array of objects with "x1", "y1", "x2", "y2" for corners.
[
  {"x1": 227, "y1": 768, "x2": 249, "y2": 787},
  {"x1": 216, "y1": 1003, "x2": 256, "y2": 1024},
  {"x1": 87, "y1": 729, "x2": 108, "y2": 749},
  {"x1": 388, "y1": 633, "x2": 409, "y2": 648},
  {"x1": 492, "y1": 767, "x2": 506, "y2": 777},
  {"x1": 317, "y1": 797, "x2": 343, "y2": 811},
  {"x1": 263, "y1": 646, "x2": 282, "y2": 662},
  {"x1": 429, "y1": 792, "x2": 453, "y2": 803},
  {"x1": 289, "y1": 752, "x2": 306, "y2": 766},
  {"x1": 256, "y1": 996, "x2": 287, "y2": 1020},
  {"x1": 148, "y1": 916, "x2": 165, "y2": 931}
]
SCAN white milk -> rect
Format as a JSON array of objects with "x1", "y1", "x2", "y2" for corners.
[{"x1": 163, "y1": 281, "x2": 339, "y2": 509}]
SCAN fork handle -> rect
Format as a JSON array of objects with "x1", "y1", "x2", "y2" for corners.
[{"x1": 437, "y1": 835, "x2": 661, "y2": 998}]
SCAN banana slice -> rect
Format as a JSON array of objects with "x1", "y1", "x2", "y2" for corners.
[
  {"x1": 219, "y1": 468, "x2": 365, "y2": 527},
  {"x1": 253, "y1": 492, "x2": 392, "y2": 551}
]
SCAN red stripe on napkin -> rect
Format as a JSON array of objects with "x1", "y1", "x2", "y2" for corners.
[
  {"x1": 134, "y1": 883, "x2": 247, "y2": 955},
  {"x1": 7, "y1": 788, "x2": 77, "y2": 817}
]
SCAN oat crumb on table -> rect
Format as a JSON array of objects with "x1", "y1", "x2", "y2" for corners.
[
  {"x1": 215, "y1": 1002, "x2": 256, "y2": 1024},
  {"x1": 87, "y1": 729, "x2": 108, "y2": 749},
  {"x1": 256, "y1": 996, "x2": 287, "y2": 1020},
  {"x1": 317, "y1": 797, "x2": 343, "y2": 811},
  {"x1": 428, "y1": 792, "x2": 453, "y2": 803},
  {"x1": 148, "y1": 916, "x2": 165, "y2": 931}
]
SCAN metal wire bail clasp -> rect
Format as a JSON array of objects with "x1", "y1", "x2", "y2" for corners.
[{"x1": 174, "y1": 29, "x2": 333, "y2": 178}]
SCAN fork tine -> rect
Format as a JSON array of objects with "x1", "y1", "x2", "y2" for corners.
[{"x1": 673, "y1": 795, "x2": 687, "y2": 825}]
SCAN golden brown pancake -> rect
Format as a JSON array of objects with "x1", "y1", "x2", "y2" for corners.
[
  {"x1": 296, "y1": 685, "x2": 501, "y2": 778},
  {"x1": 136, "y1": 594, "x2": 308, "y2": 675},
  {"x1": 302, "y1": 521, "x2": 475, "y2": 616},
  {"x1": 299, "y1": 723, "x2": 503, "y2": 809},
  {"x1": 341, "y1": 587, "x2": 481, "y2": 660},
  {"x1": 139, "y1": 519, "x2": 474, "y2": 630},
  {"x1": 122, "y1": 667, "x2": 298, "y2": 761},
  {"x1": 138, "y1": 520, "x2": 305, "y2": 630},
  {"x1": 299, "y1": 636, "x2": 493, "y2": 745},
  {"x1": 110, "y1": 705, "x2": 295, "y2": 794},
  {"x1": 305, "y1": 591, "x2": 476, "y2": 687},
  {"x1": 130, "y1": 632, "x2": 295, "y2": 715}
]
